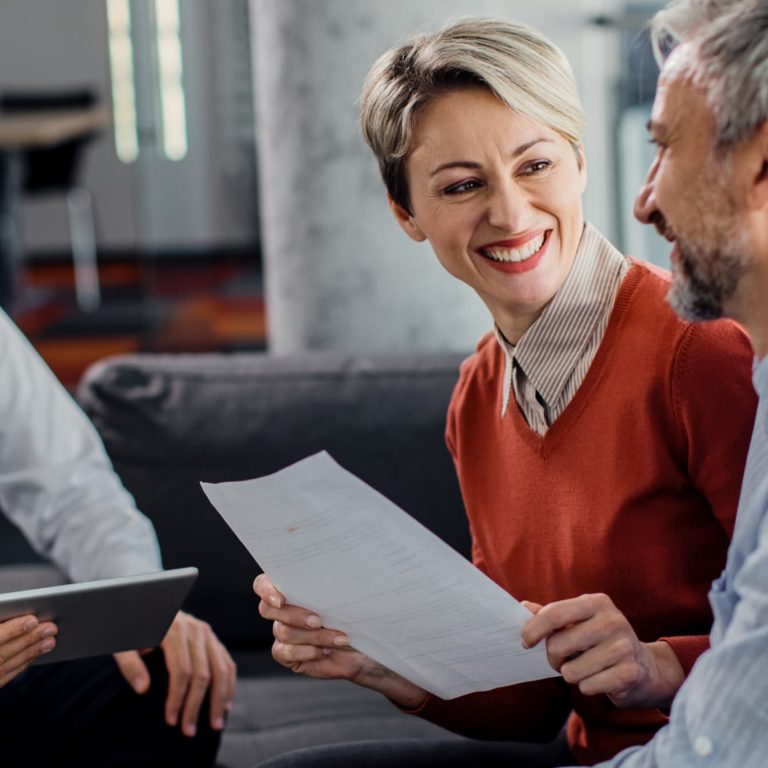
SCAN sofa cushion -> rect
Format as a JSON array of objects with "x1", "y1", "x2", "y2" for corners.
[
  {"x1": 219, "y1": 674, "x2": 461, "y2": 767},
  {"x1": 77, "y1": 352, "x2": 470, "y2": 650}
]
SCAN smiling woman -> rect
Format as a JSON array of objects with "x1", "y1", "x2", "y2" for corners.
[
  {"x1": 390, "y1": 89, "x2": 586, "y2": 343},
  {"x1": 250, "y1": 17, "x2": 758, "y2": 768}
]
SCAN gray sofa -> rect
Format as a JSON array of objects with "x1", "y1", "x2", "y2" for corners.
[{"x1": 0, "y1": 351, "x2": 472, "y2": 766}]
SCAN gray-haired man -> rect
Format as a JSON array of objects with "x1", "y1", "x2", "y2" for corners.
[{"x1": 574, "y1": 1, "x2": 768, "y2": 764}]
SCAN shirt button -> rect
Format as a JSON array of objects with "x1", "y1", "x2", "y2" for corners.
[{"x1": 694, "y1": 735, "x2": 713, "y2": 757}]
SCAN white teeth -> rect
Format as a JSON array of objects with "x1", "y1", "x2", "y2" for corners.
[{"x1": 482, "y1": 233, "x2": 545, "y2": 263}]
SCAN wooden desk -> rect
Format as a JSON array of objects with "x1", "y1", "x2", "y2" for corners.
[{"x1": 0, "y1": 107, "x2": 109, "y2": 148}]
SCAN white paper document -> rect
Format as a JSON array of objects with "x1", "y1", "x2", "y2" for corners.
[{"x1": 201, "y1": 451, "x2": 557, "y2": 699}]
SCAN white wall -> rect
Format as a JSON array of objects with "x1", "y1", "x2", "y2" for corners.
[
  {"x1": 0, "y1": 0, "x2": 138, "y2": 250},
  {"x1": 252, "y1": 0, "x2": 624, "y2": 353},
  {"x1": 131, "y1": 0, "x2": 259, "y2": 252},
  {"x1": 0, "y1": 0, "x2": 257, "y2": 253}
]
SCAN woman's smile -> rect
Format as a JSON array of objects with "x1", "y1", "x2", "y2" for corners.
[
  {"x1": 478, "y1": 230, "x2": 551, "y2": 273},
  {"x1": 391, "y1": 87, "x2": 586, "y2": 338}
]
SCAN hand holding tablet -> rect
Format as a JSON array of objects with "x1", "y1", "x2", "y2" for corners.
[
  {"x1": 0, "y1": 612, "x2": 58, "y2": 686},
  {"x1": 0, "y1": 567, "x2": 198, "y2": 667}
]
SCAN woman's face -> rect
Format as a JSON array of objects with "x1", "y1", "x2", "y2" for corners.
[{"x1": 390, "y1": 87, "x2": 586, "y2": 338}]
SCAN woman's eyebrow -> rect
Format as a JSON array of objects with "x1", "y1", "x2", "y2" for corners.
[
  {"x1": 429, "y1": 138, "x2": 553, "y2": 176},
  {"x1": 511, "y1": 137, "x2": 553, "y2": 157}
]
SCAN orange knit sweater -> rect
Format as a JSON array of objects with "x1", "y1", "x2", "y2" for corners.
[{"x1": 416, "y1": 262, "x2": 757, "y2": 765}]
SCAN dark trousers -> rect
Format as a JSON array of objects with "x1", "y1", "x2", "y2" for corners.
[
  {"x1": 256, "y1": 734, "x2": 573, "y2": 768},
  {"x1": 0, "y1": 649, "x2": 221, "y2": 768}
]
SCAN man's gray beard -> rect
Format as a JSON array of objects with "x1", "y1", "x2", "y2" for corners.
[{"x1": 667, "y1": 238, "x2": 746, "y2": 322}]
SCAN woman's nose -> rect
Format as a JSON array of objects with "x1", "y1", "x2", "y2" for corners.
[
  {"x1": 634, "y1": 155, "x2": 660, "y2": 225},
  {"x1": 486, "y1": 182, "x2": 526, "y2": 231}
]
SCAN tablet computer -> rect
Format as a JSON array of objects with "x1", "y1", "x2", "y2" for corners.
[{"x1": 0, "y1": 566, "x2": 198, "y2": 664}]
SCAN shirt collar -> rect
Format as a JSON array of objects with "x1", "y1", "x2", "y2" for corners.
[
  {"x1": 754, "y1": 355, "x2": 768, "y2": 399},
  {"x1": 495, "y1": 325, "x2": 516, "y2": 417},
  {"x1": 495, "y1": 222, "x2": 627, "y2": 416}
]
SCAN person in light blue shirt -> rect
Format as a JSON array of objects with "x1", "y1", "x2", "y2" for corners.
[
  {"x1": 0, "y1": 307, "x2": 236, "y2": 766},
  {"x1": 541, "y1": 0, "x2": 768, "y2": 764}
]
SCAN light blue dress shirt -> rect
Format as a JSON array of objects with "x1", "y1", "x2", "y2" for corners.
[
  {"x1": 0, "y1": 309, "x2": 162, "y2": 583},
  {"x1": 589, "y1": 355, "x2": 768, "y2": 767}
]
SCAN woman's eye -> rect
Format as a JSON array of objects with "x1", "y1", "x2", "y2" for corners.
[
  {"x1": 444, "y1": 179, "x2": 482, "y2": 195},
  {"x1": 521, "y1": 159, "x2": 551, "y2": 175}
]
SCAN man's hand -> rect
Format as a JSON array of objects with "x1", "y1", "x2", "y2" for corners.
[
  {"x1": 254, "y1": 573, "x2": 427, "y2": 709},
  {"x1": 521, "y1": 594, "x2": 685, "y2": 709},
  {"x1": 0, "y1": 614, "x2": 57, "y2": 687},
  {"x1": 114, "y1": 611, "x2": 236, "y2": 737}
]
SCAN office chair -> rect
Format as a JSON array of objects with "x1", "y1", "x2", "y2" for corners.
[{"x1": 0, "y1": 89, "x2": 102, "y2": 311}]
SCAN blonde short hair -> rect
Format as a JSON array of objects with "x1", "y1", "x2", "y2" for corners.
[{"x1": 360, "y1": 17, "x2": 585, "y2": 213}]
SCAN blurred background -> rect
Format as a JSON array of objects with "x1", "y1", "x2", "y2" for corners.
[{"x1": 0, "y1": 0, "x2": 668, "y2": 389}]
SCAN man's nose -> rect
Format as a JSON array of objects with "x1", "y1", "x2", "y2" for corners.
[{"x1": 634, "y1": 155, "x2": 660, "y2": 225}]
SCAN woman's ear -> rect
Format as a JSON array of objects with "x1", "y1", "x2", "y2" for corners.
[
  {"x1": 576, "y1": 144, "x2": 588, "y2": 193},
  {"x1": 387, "y1": 194, "x2": 427, "y2": 242}
]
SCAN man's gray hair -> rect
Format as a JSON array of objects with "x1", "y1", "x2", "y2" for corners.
[
  {"x1": 651, "y1": 0, "x2": 768, "y2": 149},
  {"x1": 649, "y1": 0, "x2": 741, "y2": 60}
]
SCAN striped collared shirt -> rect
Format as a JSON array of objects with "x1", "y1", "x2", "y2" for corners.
[{"x1": 496, "y1": 222, "x2": 630, "y2": 433}]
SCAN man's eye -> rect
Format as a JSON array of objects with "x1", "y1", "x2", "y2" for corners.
[{"x1": 444, "y1": 179, "x2": 481, "y2": 195}]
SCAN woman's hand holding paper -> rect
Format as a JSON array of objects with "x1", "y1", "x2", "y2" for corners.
[{"x1": 253, "y1": 573, "x2": 428, "y2": 709}]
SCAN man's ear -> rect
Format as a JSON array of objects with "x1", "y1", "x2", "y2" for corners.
[
  {"x1": 748, "y1": 119, "x2": 768, "y2": 211},
  {"x1": 387, "y1": 194, "x2": 427, "y2": 242}
]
